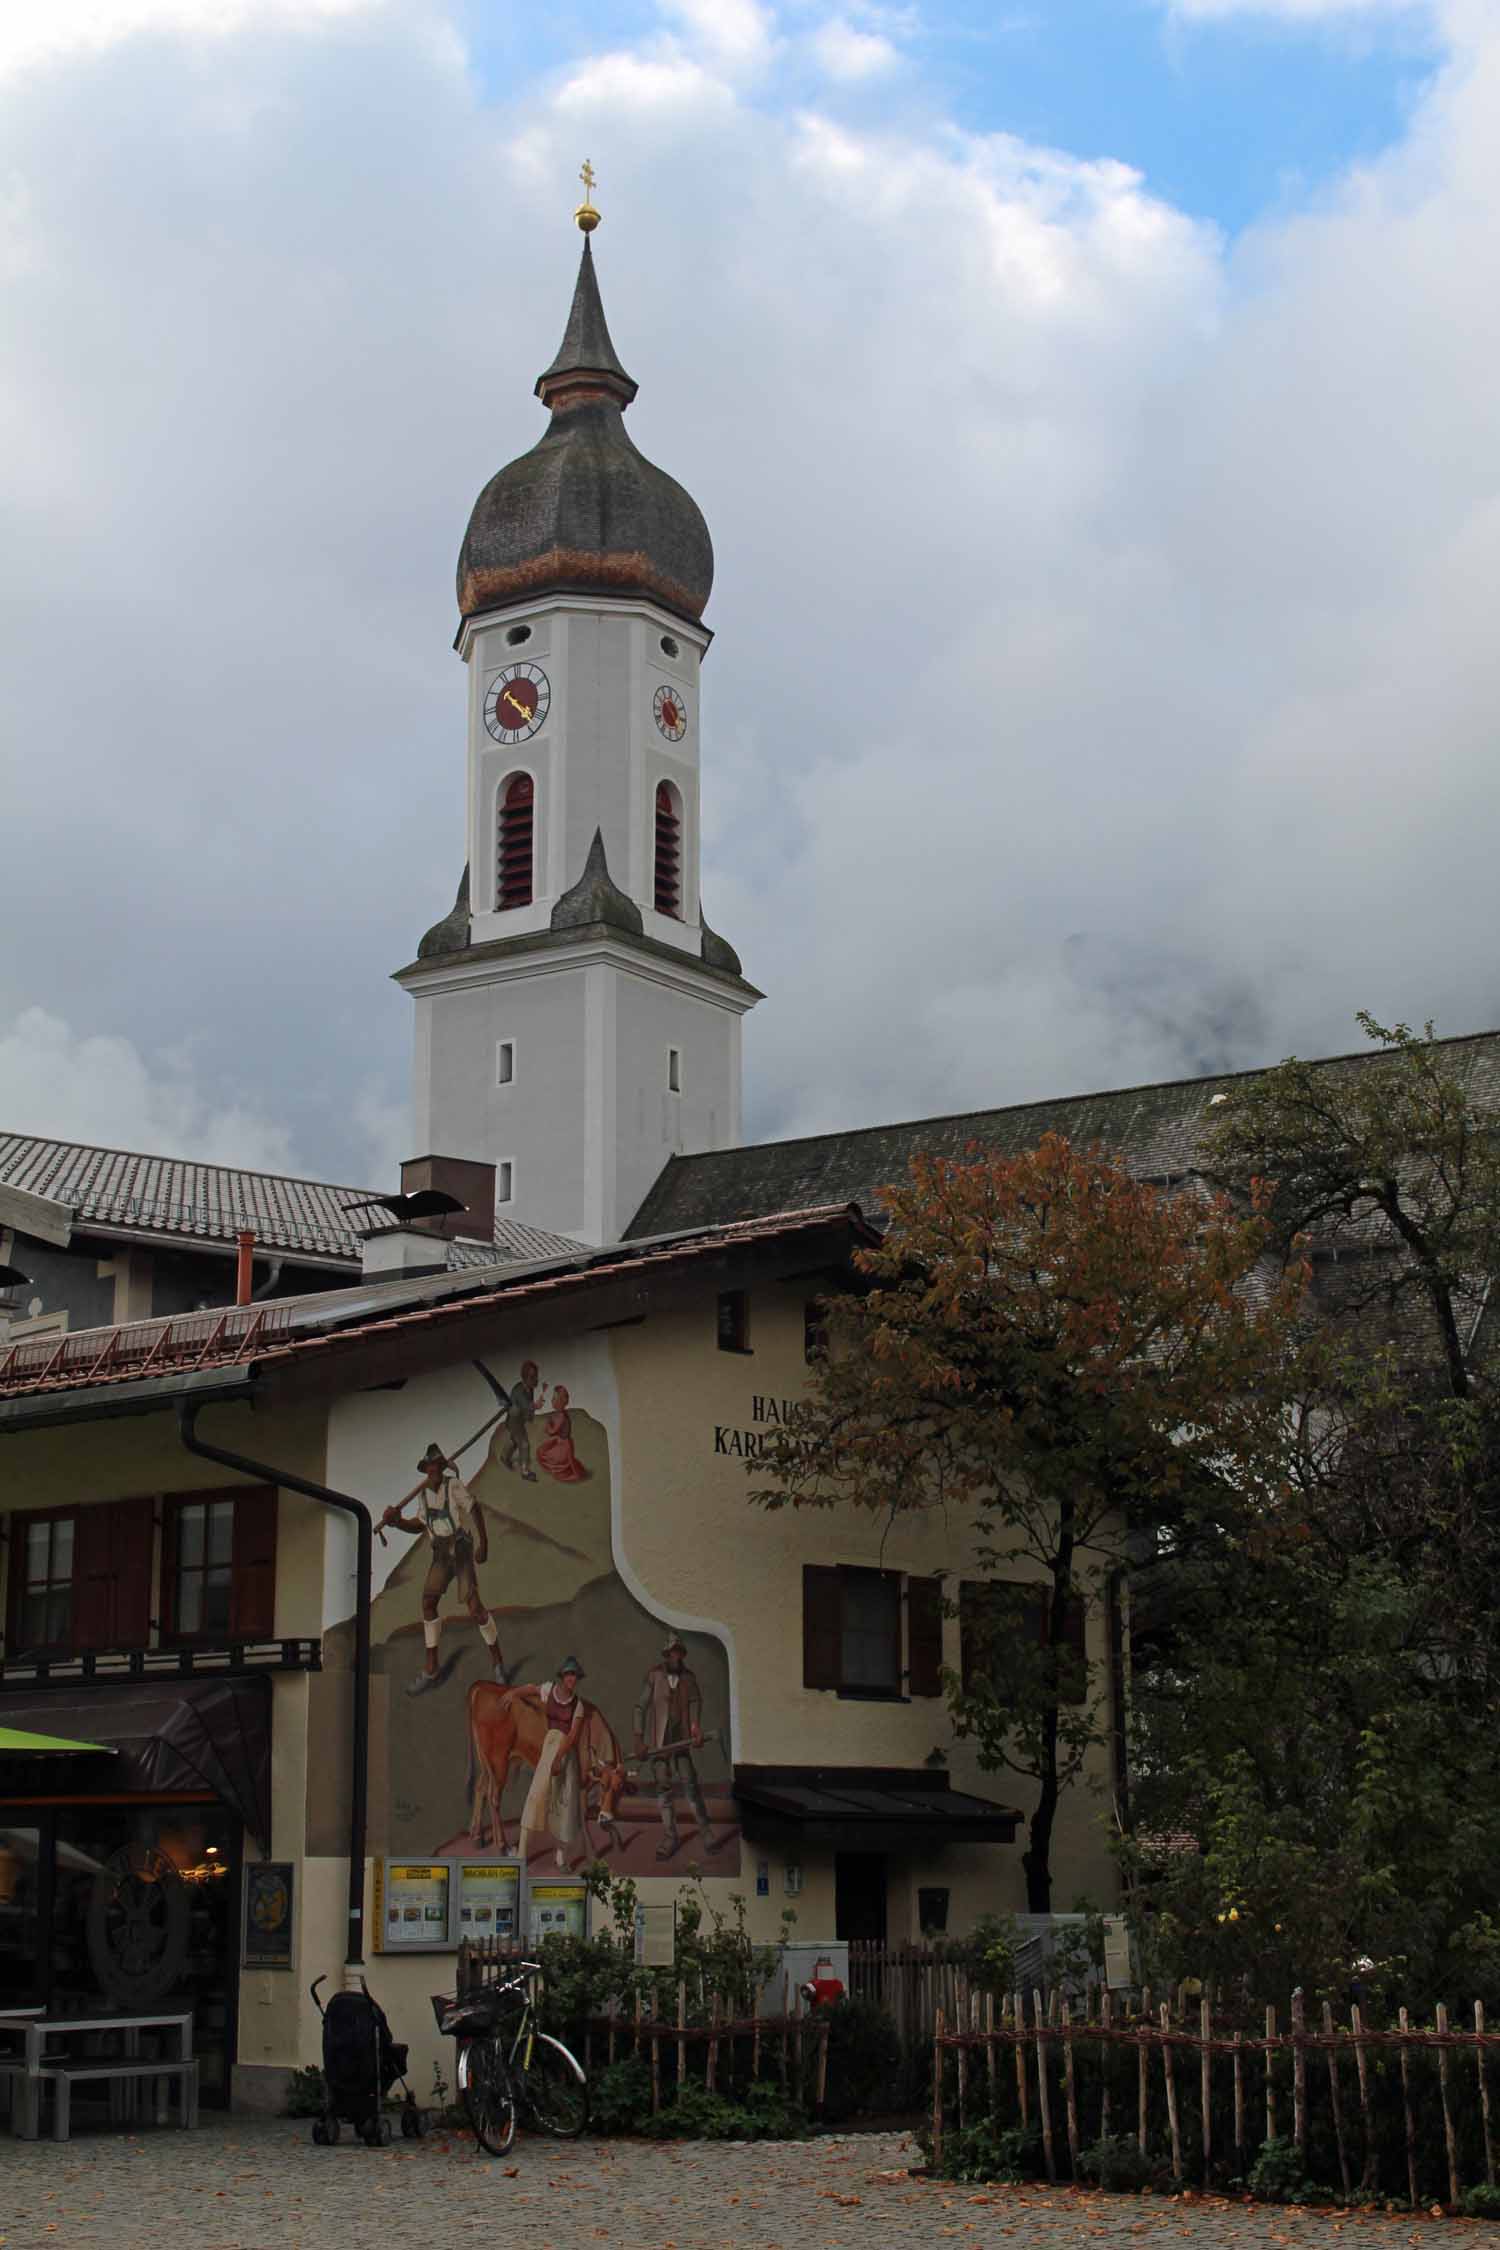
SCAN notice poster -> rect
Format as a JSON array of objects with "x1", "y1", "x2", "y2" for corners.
[
  {"x1": 458, "y1": 1862, "x2": 519, "y2": 1939},
  {"x1": 381, "y1": 1861, "x2": 451, "y2": 1950},
  {"x1": 243, "y1": 1861, "x2": 294, "y2": 1968},
  {"x1": 528, "y1": 1881, "x2": 586, "y2": 1941}
]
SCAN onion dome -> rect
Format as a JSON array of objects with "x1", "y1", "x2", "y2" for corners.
[{"x1": 457, "y1": 238, "x2": 713, "y2": 625}]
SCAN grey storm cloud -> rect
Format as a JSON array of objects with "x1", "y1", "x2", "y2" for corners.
[{"x1": 1, "y1": 0, "x2": 1498, "y2": 1182}]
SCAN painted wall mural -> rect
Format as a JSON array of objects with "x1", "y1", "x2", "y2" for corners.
[{"x1": 328, "y1": 1353, "x2": 739, "y2": 1877}]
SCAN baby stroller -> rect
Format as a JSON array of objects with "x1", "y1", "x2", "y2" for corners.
[{"x1": 309, "y1": 1973, "x2": 425, "y2": 2147}]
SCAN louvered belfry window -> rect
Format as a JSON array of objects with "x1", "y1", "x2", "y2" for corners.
[
  {"x1": 497, "y1": 774, "x2": 535, "y2": 909},
  {"x1": 654, "y1": 782, "x2": 681, "y2": 917}
]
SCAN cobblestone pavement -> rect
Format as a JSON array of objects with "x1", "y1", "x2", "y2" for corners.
[{"x1": 5, "y1": 2121, "x2": 1500, "y2": 2250}]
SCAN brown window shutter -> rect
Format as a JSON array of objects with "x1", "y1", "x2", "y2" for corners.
[
  {"x1": 71, "y1": 1507, "x2": 113, "y2": 1652},
  {"x1": 906, "y1": 1576, "x2": 945, "y2": 1697},
  {"x1": 803, "y1": 1564, "x2": 842, "y2": 1689},
  {"x1": 230, "y1": 1486, "x2": 279, "y2": 1640},
  {"x1": 107, "y1": 1496, "x2": 155, "y2": 1649}
]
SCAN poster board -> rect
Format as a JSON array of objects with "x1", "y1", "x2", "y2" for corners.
[
  {"x1": 243, "y1": 1861, "x2": 294, "y2": 1968},
  {"x1": 528, "y1": 1880, "x2": 587, "y2": 1942},
  {"x1": 458, "y1": 1861, "x2": 520, "y2": 1941},
  {"x1": 377, "y1": 1860, "x2": 453, "y2": 1952}
]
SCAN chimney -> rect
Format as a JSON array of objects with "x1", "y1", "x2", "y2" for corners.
[
  {"x1": 358, "y1": 1226, "x2": 452, "y2": 1282},
  {"x1": 235, "y1": 1230, "x2": 255, "y2": 1307},
  {"x1": 400, "y1": 1155, "x2": 496, "y2": 1246}
]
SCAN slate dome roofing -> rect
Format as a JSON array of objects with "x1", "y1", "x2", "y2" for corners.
[{"x1": 457, "y1": 238, "x2": 713, "y2": 626}]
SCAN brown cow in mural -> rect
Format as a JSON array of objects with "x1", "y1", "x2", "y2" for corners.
[{"x1": 467, "y1": 1681, "x2": 628, "y2": 1863}]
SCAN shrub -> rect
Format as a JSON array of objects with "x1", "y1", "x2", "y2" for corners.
[
  {"x1": 929, "y1": 2118, "x2": 1044, "y2": 2184},
  {"x1": 1076, "y1": 2134, "x2": 1153, "y2": 2191},
  {"x1": 645, "y1": 2081, "x2": 808, "y2": 2141},
  {"x1": 1460, "y1": 2185, "x2": 1500, "y2": 2220},
  {"x1": 589, "y1": 2057, "x2": 653, "y2": 2135},
  {"x1": 1246, "y1": 2137, "x2": 1317, "y2": 2203},
  {"x1": 283, "y1": 2065, "x2": 326, "y2": 2118}
]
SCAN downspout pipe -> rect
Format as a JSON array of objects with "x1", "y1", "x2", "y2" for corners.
[{"x1": 176, "y1": 1396, "x2": 372, "y2": 1970}]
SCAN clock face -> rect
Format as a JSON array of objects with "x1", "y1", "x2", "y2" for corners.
[
  {"x1": 653, "y1": 683, "x2": 688, "y2": 742},
  {"x1": 484, "y1": 663, "x2": 550, "y2": 743}
]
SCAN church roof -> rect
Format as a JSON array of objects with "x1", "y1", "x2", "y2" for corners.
[
  {"x1": 624, "y1": 1029, "x2": 1500, "y2": 1239},
  {"x1": 456, "y1": 237, "x2": 713, "y2": 626},
  {"x1": 0, "y1": 1132, "x2": 581, "y2": 1269}
]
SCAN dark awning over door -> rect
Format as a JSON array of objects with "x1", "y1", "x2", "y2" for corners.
[
  {"x1": 734, "y1": 1765, "x2": 1020, "y2": 1851},
  {"x1": 0, "y1": 1676, "x2": 272, "y2": 1853}
]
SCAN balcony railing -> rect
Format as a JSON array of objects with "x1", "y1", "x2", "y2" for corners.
[{"x1": 0, "y1": 1638, "x2": 322, "y2": 1690}]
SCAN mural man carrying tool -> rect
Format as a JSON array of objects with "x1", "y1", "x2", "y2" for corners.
[
  {"x1": 381, "y1": 1443, "x2": 504, "y2": 1697},
  {"x1": 634, "y1": 1634, "x2": 721, "y2": 1860}
]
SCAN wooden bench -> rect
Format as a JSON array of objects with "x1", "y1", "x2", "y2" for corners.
[{"x1": 38, "y1": 2057, "x2": 199, "y2": 2141}]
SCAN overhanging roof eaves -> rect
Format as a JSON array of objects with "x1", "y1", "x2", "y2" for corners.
[
  {"x1": 733, "y1": 1765, "x2": 1021, "y2": 1846},
  {"x1": 0, "y1": 1205, "x2": 873, "y2": 1411},
  {"x1": 0, "y1": 1365, "x2": 258, "y2": 1434}
]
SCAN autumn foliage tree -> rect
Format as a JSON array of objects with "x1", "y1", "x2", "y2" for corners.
[{"x1": 753, "y1": 1133, "x2": 1307, "y2": 1911}]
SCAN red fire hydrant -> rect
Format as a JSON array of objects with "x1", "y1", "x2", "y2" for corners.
[{"x1": 798, "y1": 1955, "x2": 846, "y2": 2009}]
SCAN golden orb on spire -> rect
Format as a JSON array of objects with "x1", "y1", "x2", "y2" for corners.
[{"x1": 574, "y1": 157, "x2": 601, "y2": 234}]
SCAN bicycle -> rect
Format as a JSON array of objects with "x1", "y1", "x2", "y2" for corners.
[{"x1": 436, "y1": 1960, "x2": 589, "y2": 2154}]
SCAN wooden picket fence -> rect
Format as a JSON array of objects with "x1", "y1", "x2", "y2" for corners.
[
  {"x1": 456, "y1": 1934, "x2": 832, "y2": 2117},
  {"x1": 932, "y1": 1985, "x2": 1500, "y2": 2203},
  {"x1": 848, "y1": 1940, "x2": 980, "y2": 2053}
]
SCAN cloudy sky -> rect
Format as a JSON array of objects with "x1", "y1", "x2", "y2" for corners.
[{"x1": 1, "y1": 0, "x2": 1496, "y2": 1189}]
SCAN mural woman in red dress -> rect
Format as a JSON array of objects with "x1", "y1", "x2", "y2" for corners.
[{"x1": 536, "y1": 1384, "x2": 588, "y2": 1483}]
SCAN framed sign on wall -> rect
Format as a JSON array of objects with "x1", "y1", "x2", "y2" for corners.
[{"x1": 243, "y1": 1861, "x2": 295, "y2": 1969}]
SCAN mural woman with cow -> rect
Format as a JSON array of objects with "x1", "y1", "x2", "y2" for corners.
[{"x1": 366, "y1": 1352, "x2": 740, "y2": 1876}]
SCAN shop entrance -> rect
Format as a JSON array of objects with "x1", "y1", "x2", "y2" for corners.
[
  {"x1": 0, "y1": 1800, "x2": 240, "y2": 2104},
  {"x1": 834, "y1": 1851, "x2": 888, "y2": 1943}
]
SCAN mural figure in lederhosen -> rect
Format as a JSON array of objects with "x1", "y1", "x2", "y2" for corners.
[
  {"x1": 516, "y1": 1659, "x2": 588, "y2": 1870},
  {"x1": 381, "y1": 1443, "x2": 504, "y2": 1697},
  {"x1": 635, "y1": 1635, "x2": 721, "y2": 1860}
]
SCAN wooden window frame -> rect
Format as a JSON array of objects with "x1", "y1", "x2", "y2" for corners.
[
  {"x1": 6, "y1": 1506, "x2": 78, "y2": 1658},
  {"x1": 804, "y1": 1564, "x2": 943, "y2": 1700},
  {"x1": 160, "y1": 1486, "x2": 277, "y2": 1647}
]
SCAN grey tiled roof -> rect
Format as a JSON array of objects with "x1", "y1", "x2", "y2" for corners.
[
  {"x1": 0, "y1": 1133, "x2": 581, "y2": 1269},
  {"x1": 624, "y1": 1030, "x2": 1500, "y2": 1239}
]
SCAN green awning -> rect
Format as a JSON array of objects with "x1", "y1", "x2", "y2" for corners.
[{"x1": 0, "y1": 1724, "x2": 116, "y2": 1755}]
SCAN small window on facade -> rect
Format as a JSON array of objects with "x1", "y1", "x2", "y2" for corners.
[
  {"x1": 497, "y1": 1039, "x2": 515, "y2": 1086},
  {"x1": 498, "y1": 1161, "x2": 514, "y2": 1203},
  {"x1": 841, "y1": 1571, "x2": 902, "y2": 1692},
  {"x1": 668, "y1": 1047, "x2": 681, "y2": 1094},
  {"x1": 804, "y1": 1299, "x2": 827, "y2": 1363},
  {"x1": 173, "y1": 1497, "x2": 236, "y2": 1638},
  {"x1": 497, "y1": 774, "x2": 535, "y2": 910},
  {"x1": 506, "y1": 623, "x2": 532, "y2": 646},
  {"x1": 660, "y1": 634, "x2": 679, "y2": 659},
  {"x1": 717, "y1": 1289, "x2": 750, "y2": 1353},
  {"x1": 654, "y1": 783, "x2": 682, "y2": 918},
  {"x1": 18, "y1": 1514, "x2": 74, "y2": 1650},
  {"x1": 802, "y1": 1564, "x2": 906, "y2": 1696}
]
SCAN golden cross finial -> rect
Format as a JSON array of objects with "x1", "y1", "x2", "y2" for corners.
[{"x1": 575, "y1": 158, "x2": 601, "y2": 234}]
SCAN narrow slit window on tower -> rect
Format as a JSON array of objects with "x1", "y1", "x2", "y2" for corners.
[
  {"x1": 654, "y1": 782, "x2": 682, "y2": 918},
  {"x1": 497, "y1": 1161, "x2": 514, "y2": 1203},
  {"x1": 496, "y1": 1039, "x2": 515, "y2": 1086},
  {"x1": 497, "y1": 774, "x2": 535, "y2": 910},
  {"x1": 668, "y1": 1046, "x2": 682, "y2": 1094}
]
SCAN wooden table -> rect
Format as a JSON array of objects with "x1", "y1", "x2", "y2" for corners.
[{"x1": 0, "y1": 2007, "x2": 197, "y2": 2140}]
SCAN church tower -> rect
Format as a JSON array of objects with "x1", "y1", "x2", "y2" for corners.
[{"x1": 395, "y1": 184, "x2": 758, "y2": 1248}]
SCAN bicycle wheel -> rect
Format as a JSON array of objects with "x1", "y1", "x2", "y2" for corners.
[
  {"x1": 519, "y1": 2033, "x2": 589, "y2": 2138},
  {"x1": 461, "y1": 2037, "x2": 517, "y2": 2156}
]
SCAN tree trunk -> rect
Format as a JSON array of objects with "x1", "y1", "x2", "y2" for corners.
[{"x1": 1024, "y1": 1503, "x2": 1078, "y2": 1913}]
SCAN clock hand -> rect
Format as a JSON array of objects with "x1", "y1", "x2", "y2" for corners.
[{"x1": 502, "y1": 688, "x2": 532, "y2": 721}]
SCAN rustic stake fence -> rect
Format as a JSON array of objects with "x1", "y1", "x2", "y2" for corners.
[
  {"x1": 931, "y1": 1986, "x2": 1500, "y2": 2204},
  {"x1": 456, "y1": 1936, "x2": 831, "y2": 2119}
]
